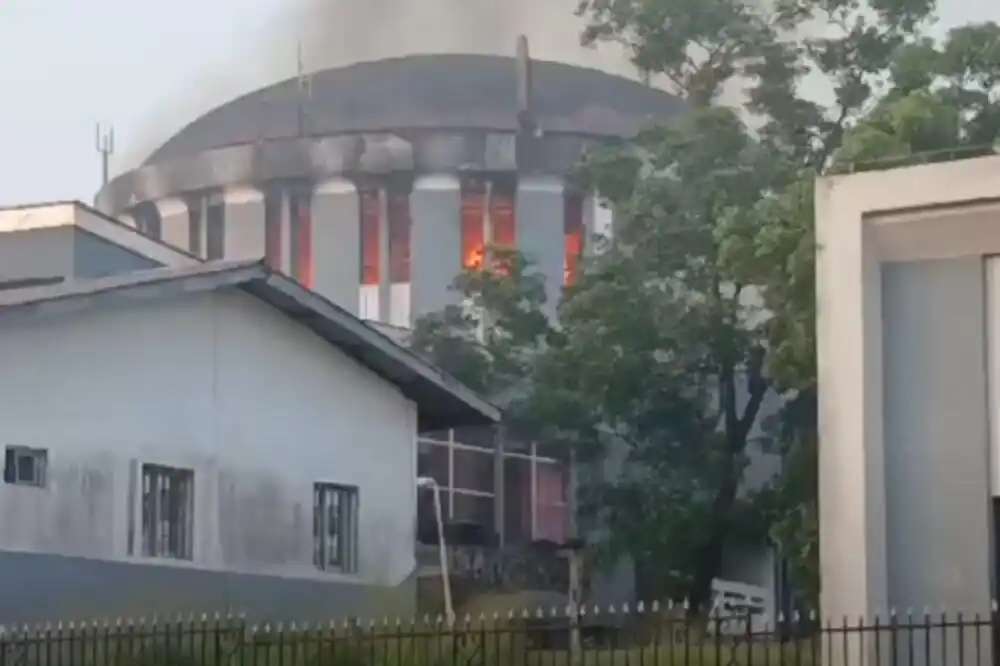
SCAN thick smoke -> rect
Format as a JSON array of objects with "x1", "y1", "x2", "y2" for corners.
[{"x1": 116, "y1": 0, "x2": 638, "y2": 171}]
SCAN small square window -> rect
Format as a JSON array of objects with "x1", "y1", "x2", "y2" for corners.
[{"x1": 3, "y1": 446, "x2": 47, "y2": 488}]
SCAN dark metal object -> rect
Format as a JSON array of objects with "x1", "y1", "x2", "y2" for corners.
[{"x1": 2, "y1": 605, "x2": 995, "y2": 665}]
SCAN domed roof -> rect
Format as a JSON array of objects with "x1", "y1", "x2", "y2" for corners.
[{"x1": 145, "y1": 53, "x2": 683, "y2": 165}]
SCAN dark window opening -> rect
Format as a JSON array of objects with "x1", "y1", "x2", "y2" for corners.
[
  {"x1": 205, "y1": 195, "x2": 226, "y2": 260},
  {"x1": 289, "y1": 188, "x2": 314, "y2": 287},
  {"x1": 564, "y1": 193, "x2": 585, "y2": 285},
  {"x1": 461, "y1": 180, "x2": 486, "y2": 270},
  {"x1": 360, "y1": 189, "x2": 380, "y2": 285},
  {"x1": 388, "y1": 191, "x2": 411, "y2": 283},
  {"x1": 3, "y1": 445, "x2": 47, "y2": 488},
  {"x1": 264, "y1": 186, "x2": 284, "y2": 270},
  {"x1": 133, "y1": 202, "x2": 162, "y2": 240}
]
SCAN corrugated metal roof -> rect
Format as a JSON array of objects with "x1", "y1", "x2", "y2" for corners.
[{"x1": 0, "y1": 260, "x2": 500, "y2": 430}]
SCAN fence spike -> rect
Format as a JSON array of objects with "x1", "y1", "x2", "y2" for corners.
[
  {"x1": 289, "y1": 621, "x2": 297, "y2": 631},
  {"x1": 579, "y1": 605, "x2": 587, "y2": 616},
  {"x1": 608, "y1": 604, "x2": 616, "y2": 614},
  {"x1": 651, "y1": 600, "x2": 660, "y2": 613},
  {"x1": 889, "y1": 607, "x2": 897, "y2": 617},
  {"x1": 250, "y1": 625, "x2": 259, "y2": 634},
  {"x1": 808, "y1": 609, "x2": 816, "y2": 621},
  {"x1": 792, "y1": 610, "x2": 800, "y2": 622},
  {"x1": 550, "y1": 606, "x2": 558, "y2": 617},
  {"x1": 993, "y1": 599, "x2": 999, "y2": 612},
  {"x1": 622, "y1": 602, "x2": 630, "y2": 614},
  {"x1": 68, "y1": 621, "x2": 75, "y2": 631},
  {"x1": 637, "y1": 600, "x2": 645, "y2": 614},
  {"x1": 535, "y1": 607, "x2": 543, "y2": 618},
  {"x1": 507, "y1": 609, "x2": 515, "y2": 619},
  {"x1": 666, "y1": 599, "x2": 674, "y2": 610},
  {"x1": 492, "y1": 611, "x2": 500, "y2": 621}
]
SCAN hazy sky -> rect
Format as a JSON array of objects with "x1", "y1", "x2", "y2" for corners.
[{"x1": 0, "y1": 0, "x2": 995, "y2": 207}]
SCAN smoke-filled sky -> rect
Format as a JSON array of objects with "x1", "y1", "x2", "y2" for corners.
[{"x1": 0, "y1": 0, "x2": 994, "y2": 206}]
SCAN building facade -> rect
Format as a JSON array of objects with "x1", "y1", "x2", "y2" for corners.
[
  {"x1": 815, "y1": 155, "x2": 1000, "y2": 665},
  {"x1": 94, "y1": 53, "x2": 682, "y2": 326},
  {"x1": 0, "y1": 261, "x2": 497, "y2": 623}
]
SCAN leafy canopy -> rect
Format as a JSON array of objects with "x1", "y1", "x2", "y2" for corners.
[{"x1": 410, "y1": 0, "x2": 1000, "y2": 610}]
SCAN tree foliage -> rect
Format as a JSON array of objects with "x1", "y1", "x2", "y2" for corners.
[
  {"x1": 409, "y1": 247, "x2": 552, "y2": 401},
  {"x1": 570, "y1": 0, "x2": 1000, "y2": 609},
  {"x1": 410, "y1": 0, "x2": 1000, "y2": 613}
]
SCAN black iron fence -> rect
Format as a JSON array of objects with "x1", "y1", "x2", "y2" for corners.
[{"x1": 0, "y1": 605, "x2": 997, "y2": 665}]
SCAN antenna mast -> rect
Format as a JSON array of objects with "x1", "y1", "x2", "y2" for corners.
[
  {"x1": 296, "y1": 41, "x2": 312, "y2": 137},
  {"x1": 514, "y1": 35, "x2": 538, "y2": 171},
  {"x1": 95, "y1": 123, "x2": 115, "y2": 187}
]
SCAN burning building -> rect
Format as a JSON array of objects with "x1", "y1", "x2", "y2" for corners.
[
  {"x1": 94, "y1": 42, "x2": 684, "y2": 327},
  {"x1": 90, "y1": 43, "x2": 784, "y2": 612}
]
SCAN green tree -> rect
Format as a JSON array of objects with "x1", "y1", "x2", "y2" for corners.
[
  {"x1": 407, "y1": 0, "x2": 1000, "y2": 612},
  {"x1": 567, "y1": 0, "x2": 1000, "y2": 609},
  {"x1": 409, "y1": 246, "x2": 552, "y2": 401}
]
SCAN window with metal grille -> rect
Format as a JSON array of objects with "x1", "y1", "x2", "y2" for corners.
[
  {"x1": 3, "y1": 446, "x2": 47, "y2": 488},
  {"x1": 141, "y1": 464, "x2": 194, "y2": 560},
  {"x1": 313, "y1": 483, "x2": 359, "y2": 573}
]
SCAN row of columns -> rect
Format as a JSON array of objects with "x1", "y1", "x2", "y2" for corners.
[{"x1": 117, "y1": 175, "x2": 614, "y2": 327}]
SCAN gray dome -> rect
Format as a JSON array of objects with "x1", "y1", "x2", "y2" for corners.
[{"x1": 145, "y1": 54, "x2": 684, "y2": 165}]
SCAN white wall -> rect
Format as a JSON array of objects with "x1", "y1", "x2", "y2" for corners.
[{"x1": 0, "y1": 288, "x2": 418, "y2": 586}]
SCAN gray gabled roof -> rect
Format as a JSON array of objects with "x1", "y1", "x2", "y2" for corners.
[{"x1": 0, "y1": 260, "x2": 500, "y2": 430}]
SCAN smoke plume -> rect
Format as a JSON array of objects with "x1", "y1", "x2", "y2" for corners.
[{"x1": 116, "y1": 0, "x2": 638, "y2": 172}]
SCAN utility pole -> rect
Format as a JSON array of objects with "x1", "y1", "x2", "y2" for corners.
[
  {"x1": 95, "y1": 123, "x2": 115, "y2": 187},
  {"x1": 296, "y1": 41, "x2": 312, "y2": 137}
]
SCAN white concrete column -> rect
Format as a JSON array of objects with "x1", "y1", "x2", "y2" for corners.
[
  {"x1": 516, "y1": 175, "x2": 565, "y2": 313},
  {"x1": 157, "y1": 198, "x2": 189, "y2": 251},
  {"x1": 222, "y1": 187, "x2": 265, "y2": 260},
  {"x1": 311, "y1": 177, "x2": 360, "y2": 313},
  {"x1": 410, "y1": 175, "x2": 461, "y2": 320}
]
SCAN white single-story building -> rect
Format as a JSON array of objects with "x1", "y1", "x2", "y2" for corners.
[{"x1": 0, "y1": 259, "x2": 499, "y2": 624}]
